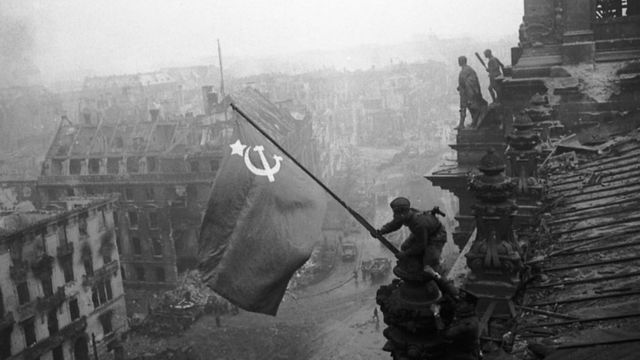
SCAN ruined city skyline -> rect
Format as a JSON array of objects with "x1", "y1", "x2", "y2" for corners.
[{"x1": 1, "y1": 0, "x2": 522, "y2": 86}]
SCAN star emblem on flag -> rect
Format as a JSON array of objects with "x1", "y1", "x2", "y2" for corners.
[{"x1": 230, "y1": 140, "x2": 246, "y2": 156}]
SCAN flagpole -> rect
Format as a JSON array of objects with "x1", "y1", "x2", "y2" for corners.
[{"x1": 230, "y1": 102, "x2": 399, "y2": 255}]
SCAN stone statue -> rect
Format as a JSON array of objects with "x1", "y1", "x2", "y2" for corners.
[{"x1": 456, "y1": 56, "x2": 488, "y2": 130}]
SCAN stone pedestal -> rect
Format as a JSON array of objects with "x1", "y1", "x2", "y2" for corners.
[
  {"x1": 464, "y1": 150, "x2": 523, "y2": 318},
  {"x1": 377, "y1": 261, "x2": 447, "y2": 359},
  {"x1": 506, "y1": 112, "x2": 545, "y2": 206}
]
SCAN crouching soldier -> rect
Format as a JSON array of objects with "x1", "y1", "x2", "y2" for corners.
[{"x1": 372, "y1": 197, "x2": 447, "y2": 276}]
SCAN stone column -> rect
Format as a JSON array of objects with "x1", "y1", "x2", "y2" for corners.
[
  {"x1": 376, "y1": 255, "x2": 447, "y2": 358},
  {"x1": 464, "y1": 149, "x2": 522, "y2": 317},
  {"x1": 506, "y1": 112, "x2": 544, "y2": 205},
  {"x1": 506, "y1": 112, "x2": 545, "y2": 263}
]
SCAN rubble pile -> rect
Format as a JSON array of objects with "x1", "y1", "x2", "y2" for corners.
[
  {"x1": 131, "y1": 346, "x2": 200, "y2": 360},
  {"x1": 136, "y1": 271, "x2": 234, "y2": 337}
]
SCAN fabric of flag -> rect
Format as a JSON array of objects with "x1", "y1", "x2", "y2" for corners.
[{"x1": 198, "y1": 98, "x2": 326, "y2": 316}]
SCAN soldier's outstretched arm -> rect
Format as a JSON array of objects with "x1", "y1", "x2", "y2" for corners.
[{"x1": 378, "y1": 217, "x2": 403, "y2": 235}]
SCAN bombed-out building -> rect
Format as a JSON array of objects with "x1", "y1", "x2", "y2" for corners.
[
  {"x1": 38, "y1": 103, "x2": 226, "y2": 300},
  {"x1": 37, "y1": 86, "x2": 319, "y2": 310},
  {"x1": 0, "y1": 196, "x2": 126, "y2": 360}
]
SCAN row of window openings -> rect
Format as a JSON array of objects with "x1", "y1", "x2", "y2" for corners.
[
  {"x1": 12, "y1": 254, "x2": 110, "y2": 307},
  {"x1": 53, "y1": 185, "x2": 202, "y2": 204},
  {"x1": 123, "y1": 266, "x2": 166, "y2": 282},
  {"x1": 58, "y1": 210, "x2": 109, "y2": 243},
  {"x1": 63, "y1": 158, "x2": 219, "y2": 175},
  {"x1": 130, "y1": 236, "x2": 164, "y2": 257},
  {"x1": 2, "y1": 298, "x2": 111, "y2": 360},
  {"x1": 126, "y1": 211, "x2": 159, "y2": 229}
]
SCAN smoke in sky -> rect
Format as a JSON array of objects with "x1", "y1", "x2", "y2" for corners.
[
  {"x1": 0, "y1": 5, "x2": 40, "y2": 87},
  {"x1": 0, "y1": 1, "x2": 523, "y2": 85}
]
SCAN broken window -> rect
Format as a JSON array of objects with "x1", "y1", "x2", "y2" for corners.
[
  {"x1": 99, "y1": 312, "x2": 113, "y2": 335},
  {"x1": 152, "y1": 238, "x2": 162, "y2": 257},
  {"x1": 22, "y1": 318, "x2": 36, "y2": 347},
  {"x1": 156, "y1": 267, "x2": 166, "y2": 282},
  {"x1": 148, "y1": 211, "x2": 159, "y2": 229},
  {"x1": 78, "y1": 215, "x2": 88, "y2": 236},
  {"x1": 128, "y1": 211, "x2": 138, "y2": 227},
  {"x1": 125, "y1": 188, "x2": 134, "y2": 201},
  {"x1": 69, "y1": 159, "x2": 82, "y2": 175},
  {"x1": 42, "y1": 276, "x2": 54, "y2": 297},
  {"x1": 0, "y1": 327, "x2": 11, "y2": 359},
  {"x1": 145, "y1": 187, "x2": 154, "y2": 201},
  {"x1": 189, "y1": 161, "x2": 200, "y2": 173},
  {"x1": 88, "y1": 159, "x2": 100, "y2": 174},
  {"x1": 97, "y1": 282, "x2": 107, "y2": 304},
  {"x1": 132, "y1": 237, "x2": 142, "y2": 255},
  {"x1": 91, "y1": 289, "x2": 99, "y2": 308},
  {"x1": 120, "y1": 266, "x2": 126, "y2": 281},
  {"x1": 107, "y1": 158, "x2": 119, "y2": 174},
  {"x1": 115, "y1": 232, "x2": 122, "y2": 255},
  {"x1": 127, "y1": 157, "x2": 139, "y2": 173},
  {"x1": 84, "y1": 258, "x2": 94, "y2": 277},
  {"x1": 98, "y1": 209, "x2": 107, "y2": 231},
  {"x1": 17, "y1": 282, "x2": 30, "y2": 305},
  {"x1": 52, "y1": 345, "x2": 64, "y2": 360},
  {"x1": 135, "y1": 266, "x2": 145, "y2": 281},
  {"x1": 57, "y1": 222, "x2": 68, "y2": 244},
  {"x1": 61, "y1": 256, "x2": 74, "y2": 283},
  {"x1": 105, "y1": 279, "x2": 113, "y2": 300},
  {"x1": 147, "y1": 156, "x2": 157, "y2": 172},
  {"x1": 51, "y1": 160, "x2": 63, "y2": 175},
  {"x1": 48, "y1": 309, "x2": 59, "y2": 335},
  {"x1": 69, "y1": 298, "x2": 80, "y2": 320},
  {"x1": 209, "y1": 160, "x2": 219, "y2": 172}
]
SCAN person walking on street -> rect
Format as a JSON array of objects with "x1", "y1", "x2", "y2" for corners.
[{"x1": 373, "y1": 307, "x2": 380, "y2": 331}]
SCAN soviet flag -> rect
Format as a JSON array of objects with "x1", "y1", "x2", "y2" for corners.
[{"x1": 198, "y1": 95, "x2": 326, "y2": 316}]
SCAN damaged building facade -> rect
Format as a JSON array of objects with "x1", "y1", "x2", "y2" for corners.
[
  {"x1": 0, "y1": 197, "x2": 127, "y2": 360},
  {"x1": 37, "y1": 84, "x2": 319, "y2": 310},
  {"x1": 38, "y1": 100, "x2": 227, "y2": 301}
]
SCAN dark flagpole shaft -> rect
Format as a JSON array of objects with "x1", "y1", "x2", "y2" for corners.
[{"x1": 230, "y1": 102, "x2": 399, "y2": 255}]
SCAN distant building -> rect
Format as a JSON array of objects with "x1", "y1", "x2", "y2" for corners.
[{"x1": 0, "y1": 196, "x2": 127, "y2": 360}]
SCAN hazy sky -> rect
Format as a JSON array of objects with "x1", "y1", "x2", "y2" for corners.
[{"x1": 2, "y1": 0, "x2": 523, "y2": 80}]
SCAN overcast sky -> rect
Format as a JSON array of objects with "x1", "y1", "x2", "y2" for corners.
[{"x1": 2, "y1": 0, "x2": 523, "y2": 80}]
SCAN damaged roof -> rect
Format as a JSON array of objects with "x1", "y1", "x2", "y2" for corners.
[
  {"x1": 516, "y1": 130, "x2": 640, "y2": 358},
  {"x1": 43, "y1": 87, "x2": 302, "y2": 161}
]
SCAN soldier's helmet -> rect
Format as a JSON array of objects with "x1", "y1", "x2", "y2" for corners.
[{"x1": 390, "y1": 197, "x2": 410, "y2": 212}]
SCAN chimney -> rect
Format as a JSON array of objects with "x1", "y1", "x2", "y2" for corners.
[
  {"x1": 149, "y1": 108, "x2": 160, "y2": 122},
  {"x1": 202, "y1": 85, "x2": 214, "y2": 115}
]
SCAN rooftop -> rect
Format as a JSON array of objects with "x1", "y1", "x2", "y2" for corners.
[{"x1": 515, "y1": 129, "x2": 640, "y2": 358}]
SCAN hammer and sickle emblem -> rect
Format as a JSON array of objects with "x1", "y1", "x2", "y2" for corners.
[{"x1": 243, "y1": 145, "x2": 283, "y2": 182}]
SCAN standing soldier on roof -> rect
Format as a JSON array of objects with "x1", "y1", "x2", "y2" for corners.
[
  {"x1": 456, "y1": 56, "x2": 488, "y2": 130},
  {"x1": 484, "y1": 49, "x2": 505, "y2": 103},
  {"x1": 371, "y1": 197, "x2": 447, "y2": 275}
]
